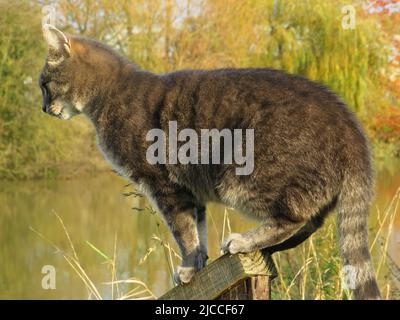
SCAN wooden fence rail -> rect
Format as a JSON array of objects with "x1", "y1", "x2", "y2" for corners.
[{"x1": 159, "y1": 250, "x2": 277, "y2": 300}]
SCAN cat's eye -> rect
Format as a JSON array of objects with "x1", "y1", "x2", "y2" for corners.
[
  {"x1": 39, "y1": 74, "x2": 51, "y2": 88},
  {"x1": 39, "y1": 78, "x2": 45, "y2": 87}
]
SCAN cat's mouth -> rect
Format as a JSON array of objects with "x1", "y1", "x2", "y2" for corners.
[
  {"x1": 49, "y1": 107, "x2": 64, "y2": 119},
  {"x1": 48, "y1": 105, "x2": 64, "y2": 118},
  {"x1": 47, "y1": 103, "x2": 77, "y2": 120},
  {"x1": 55, "y1": 111, "x2": 65, "y2": 119}
]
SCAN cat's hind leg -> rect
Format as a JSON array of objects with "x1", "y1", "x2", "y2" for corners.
[
  {"x1": 221, "y1": 217, "x2": 306, "y2": 255},
  {"x1": 264, "y1": 219, "x2": 319, "y2": 253},
  {"x1": 196, "y1": 206, "x2": 208, "y2": 260},
  {"x1": 264, "y1": 197, "x2": 336, "y2": 253}
]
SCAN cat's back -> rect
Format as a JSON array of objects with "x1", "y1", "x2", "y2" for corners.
[{"x1": 159, "y1": 67, "x2": 357, "y2": 135}]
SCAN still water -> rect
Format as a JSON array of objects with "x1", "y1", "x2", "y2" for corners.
[{"x1": 0, "y1": 165, "x2": 399, "y2": 299}]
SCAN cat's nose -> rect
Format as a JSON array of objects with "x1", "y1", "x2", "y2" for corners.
[
  {"x1": 42, "y1": 102, "x2": 51, "y2": 113},
  {"x1": 40, "y1": 84, "x2": 51, "y2": 113},
  {"x1": 42, "y1": 93, "x2": 51, "y2": 113}
]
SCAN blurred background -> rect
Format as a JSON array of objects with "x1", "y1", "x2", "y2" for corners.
[{"x1": 0, "y1": 0, "x2": 399, "y2": 299}]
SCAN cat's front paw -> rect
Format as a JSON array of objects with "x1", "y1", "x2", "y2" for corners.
[
  {"x1": 173, "y1": 266, "x2": 197, "y2": 285},
  {"x1": 173, "y1": 249, "x2": 208, "y2": 285},
  {"x1": 221, "y1": 233, "x2": 251, "y2": 254}
]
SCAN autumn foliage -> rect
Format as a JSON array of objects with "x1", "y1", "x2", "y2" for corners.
[{"x1": 0, "y1": 0, "x2": 399, "y2": 179}]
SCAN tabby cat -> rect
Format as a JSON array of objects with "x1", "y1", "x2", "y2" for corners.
[{"x1": 39, "y1": 24, "x2": 381, "y2": 299}]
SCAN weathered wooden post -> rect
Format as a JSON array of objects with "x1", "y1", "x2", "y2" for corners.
[{"x1": 159, "y1": 250, "x2": 277, "y2": 300}]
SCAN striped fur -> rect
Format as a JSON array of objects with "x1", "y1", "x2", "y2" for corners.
[
  {"x1": 39, "y1": 26, "x2": 382, "y2": 296},
  {"x1": 338, "y1": 169, "x2": 381, "y2": 299}
]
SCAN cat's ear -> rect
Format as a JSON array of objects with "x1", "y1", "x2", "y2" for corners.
[{"x1": 42, "y1": 24, "x2": 71, "y2": 57}]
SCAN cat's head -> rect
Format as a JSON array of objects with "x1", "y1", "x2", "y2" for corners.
[
  {"x1": 39, "y1": 24, "x2": 119, "y2": 120},
  {"x1": 39, "y1": 25, "x2": 83, "y2": 120}
]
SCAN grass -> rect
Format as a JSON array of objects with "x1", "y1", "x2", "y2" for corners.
[
  {"x1": 30, "y1": 211, "x2": 155, "y2": 300},
  {"x1": 271, "y1": 188, "x2": 400, "y2": 300},
  {"x1": 32, "y1": 188, "x2": 400, "y2": 300}
]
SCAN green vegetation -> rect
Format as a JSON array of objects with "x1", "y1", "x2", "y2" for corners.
[
  {"x1": 0, "y1": 1, "x2": 104, "y2": 179},
  {"x1": 0, "y1": 0, "x2": 398, "y2": 179}
]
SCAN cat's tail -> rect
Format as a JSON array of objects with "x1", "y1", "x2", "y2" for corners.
[{"x1": 337, "y1": 169, "x2": 381, "y2": 300}]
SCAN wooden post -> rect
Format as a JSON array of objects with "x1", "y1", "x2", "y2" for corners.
[
  {"x1": 159, "y1": 250, "x2": 277, "y2": 300},
  {"x1": 218, "y1": 275, "x2": 272, "y2": 300}
]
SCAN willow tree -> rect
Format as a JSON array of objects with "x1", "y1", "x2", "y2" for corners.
[
  {"x1": 58, "y1": 0, "x2": 392, "y2": 115},
  {"x1": 196, "y1": 0, "x2": 390, "y2": 114},
  {"x1": 0, "y1": 0, "x2": 394, "y2": 178}
]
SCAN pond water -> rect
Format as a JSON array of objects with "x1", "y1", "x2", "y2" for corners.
[{"x1": 0, "y1": 164, "x2": 399, "y2": 299}]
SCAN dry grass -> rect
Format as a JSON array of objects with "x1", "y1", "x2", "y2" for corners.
[
  {"x1": 32, "y1": 188, "x2": 399, "y2": 300},
  {"x1": 30, "y1": 211, "x2": 155, "y2": 300},
  {"x1": 271, "y1": 188, "x2": 400, "y2": 300}
]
